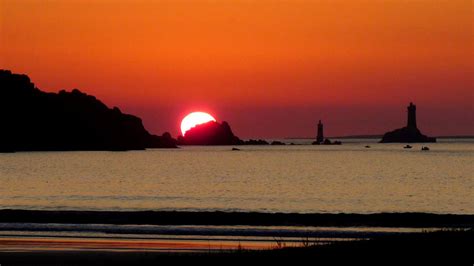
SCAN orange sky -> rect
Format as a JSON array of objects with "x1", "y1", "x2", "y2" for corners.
[{"x1": 1, "y1": 0, "x2": 472, "y2": 137}]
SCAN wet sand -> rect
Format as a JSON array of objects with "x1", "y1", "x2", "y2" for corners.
[{"x1": 0, "y1": 236, "x2": 271, "y2": 252}]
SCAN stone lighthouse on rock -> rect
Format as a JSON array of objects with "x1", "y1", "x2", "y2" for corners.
[
  {"x1": 380, "y1": 102, "x2": 436, "y2": 143},
  {"x1": 312, "y1": 120, "x2": 341, "y2": 145}
]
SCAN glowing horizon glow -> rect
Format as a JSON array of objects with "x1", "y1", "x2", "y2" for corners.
[{"x1": 180, "y1": 112, "x2": 216, "y2": 136}]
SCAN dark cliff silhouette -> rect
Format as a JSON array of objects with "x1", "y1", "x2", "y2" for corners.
[
  {"x1": 177, "y1": 120, "x2": 244, "y2": 145},
  {"x1": 380, "y1": 103, "x2": 436, "y2": 143},
  {"x1": 0, "y1": 70, "x2": 177, "y2": 152}
]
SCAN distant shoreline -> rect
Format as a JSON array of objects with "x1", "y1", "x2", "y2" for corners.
[{"x1": 0, "y1": 209, "x2": 472, "y2": 228}]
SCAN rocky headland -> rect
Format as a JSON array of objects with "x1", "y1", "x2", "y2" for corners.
[{"x1": 0, "y1": 70, "x2": 177, "y2": 152}]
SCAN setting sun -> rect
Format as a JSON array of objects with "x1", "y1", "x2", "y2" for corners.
[{"x1": 180, "y1": 112, "x2": 216, "y2": 136}]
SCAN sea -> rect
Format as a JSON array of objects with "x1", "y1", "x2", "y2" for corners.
[{"x1": 1, "y1": 138, "x2": 473, "y2": 214}]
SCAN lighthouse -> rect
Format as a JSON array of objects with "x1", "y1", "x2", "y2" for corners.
[
  {"x1": 316, "y1": 120, "x2": 324, "y2": 144},
  {"x1": 407, "y1": 102, "x2": 417, "y2": 129}
]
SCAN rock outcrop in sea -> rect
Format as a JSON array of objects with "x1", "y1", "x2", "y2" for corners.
[
  {"x1": 177, "y1": 121, "x2": 244, "y2": 145},
  {"x1": 244, "y1": 139, "x2": 269, "y2": 145},
  {"x1": 270, "y1": 140, "x2": 286, "y2": 145},
  {"x1": 0, "y1": 70, "x2": 177, "y2": 152},
  {"x1": 177, "y1": 121, "x2": 281, "y2": 146},
  {"x1": 380, "y1": 103, "x2": 436, "y2": 143}
]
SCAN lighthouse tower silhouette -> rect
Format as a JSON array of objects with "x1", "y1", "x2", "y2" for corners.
[
  {"x1": 316, "y1": 120, "x2": 324, "y2": 143},
  {"x1": 407, "y1": 102, "x2": 417, "y2": 129}
]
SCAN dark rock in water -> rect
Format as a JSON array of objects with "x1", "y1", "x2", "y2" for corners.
[
  {"x1": 179, "y1": 123, "x2": 273, "y2": 146},
  {"x1": 381, "y1": 126, "x2": 436, "y2": 143},
  {"x1": 380, "y1": 103, "x2": 436, "y2": 143},
  {"x1": 0, "y1": 69, "x2": 177, "y2": 151},
  {"x1": 270, "y1": 141, "x2": 285, "y2": 145},
  {"x1": 421, "y1": 146, "x2": 430, "y2": 151},
  {"x1": 231, "y1": 147, "x2": 241, "y2": 151},
  {"x1": 244, "y1": 139, "x2": 269, "y2": 145},
  {"x1": 178, "y1": 121, "x2": 243, "y2": 145},
  {"x1": 148, "y1": 132, "x2": 178, "y2": 148},
  {"x1": 404, "y1": 145, "x2": 413, "y2": 149},
  {"x1": 365, "y1": 145, "x2": 371, "y2": 148},
  {"x1": 312, "y1": 138, "x2": 342, "y2": 145}
]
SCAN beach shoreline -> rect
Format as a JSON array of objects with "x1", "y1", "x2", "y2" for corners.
[{"x1": 1, "y1": 209, "x2": 473, "y2": 228}]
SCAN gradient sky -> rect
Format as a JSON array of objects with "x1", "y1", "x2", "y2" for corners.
[{"x1": 1, "y1": 0, "x2": 472, "y2": 138}]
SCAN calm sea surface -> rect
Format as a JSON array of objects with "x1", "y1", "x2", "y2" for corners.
[{"x1": 1, "y1": 139, "x2": 473, "y2": 214}]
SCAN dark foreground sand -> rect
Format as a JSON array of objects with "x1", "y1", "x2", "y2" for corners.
[
  {"x1": 0, "y1": 229, "x2": 472, "y2": 265},
  {"x1": 0, "y1": 210, "x2": 472, "y2": 264}
]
